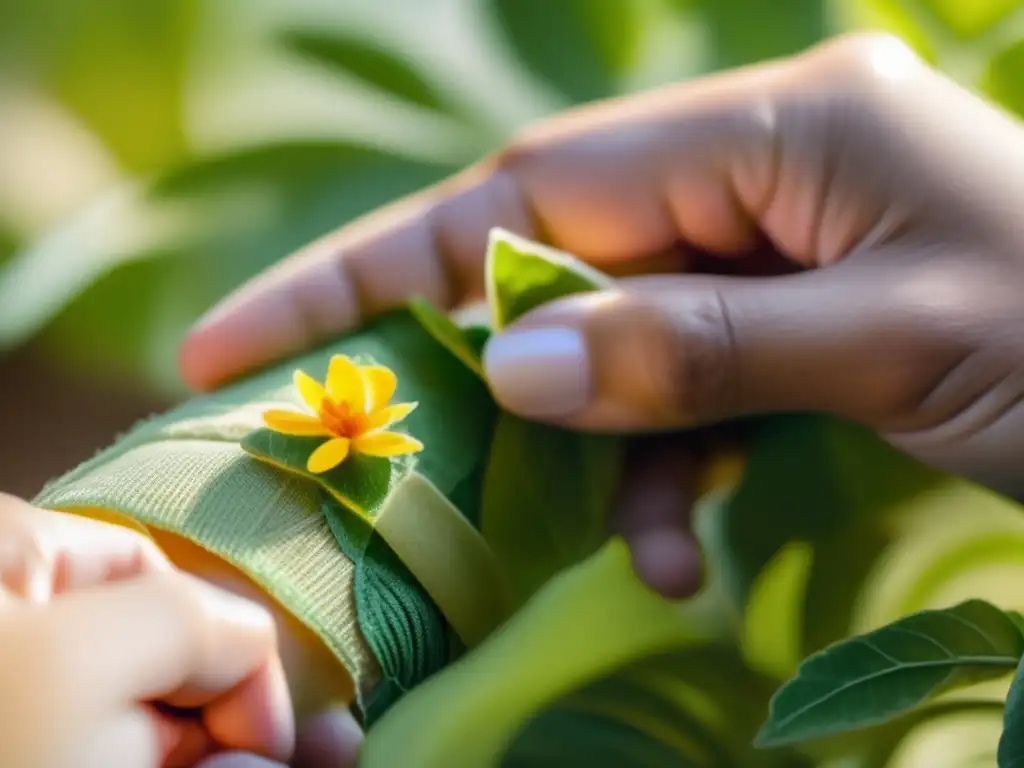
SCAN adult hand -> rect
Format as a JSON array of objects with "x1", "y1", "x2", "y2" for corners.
[
  {"x1": 180, "y1": 33, "x2": 1024, "y2": 597},
  {"x1": 0, "y1": 495, "x2": 294, "y2": 768}
]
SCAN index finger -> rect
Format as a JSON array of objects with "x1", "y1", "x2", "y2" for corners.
[{"x1": 179, "y1": 56, "x2": 790, "y2": 391}]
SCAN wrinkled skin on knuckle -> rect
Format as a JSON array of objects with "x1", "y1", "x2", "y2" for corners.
[
  {"x1": 662, "y1": 297, "x2": 738, "y2": 426},
  {"x1": 147, "y1": 569, "x2": 214, "y2": 671},
  {"x1": 0, "y1": 529, "x2": 50, "y2": 601},
  {"x1": 594, "y1": 291, "x2": 736, "y2": 428},
  {"x1": 875, "y1": 258, "x2": 1024, "y2": 432},
  {"x1": 757, "y1": 34, "x2": 942, "y2": 266}
]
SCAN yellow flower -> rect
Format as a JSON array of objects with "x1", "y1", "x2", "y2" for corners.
[{"x1": 262, "y1": 355, "x2": 423, "y2": 474}]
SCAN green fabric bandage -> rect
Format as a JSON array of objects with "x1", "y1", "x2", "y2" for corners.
[{"x1": 34, "y1": 311, "x2": 511, "y2": 722}]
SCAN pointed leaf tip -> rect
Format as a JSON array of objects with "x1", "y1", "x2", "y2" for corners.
[
  {"x1": 484, "y1": 228, "x2": 613, "y2": 330},
  {"x1": 755, "y1": 599, "x2": 1024, "y2": 748},
  {"x1": 407, "y1": 296, "x2": 487, "y2": 378}
]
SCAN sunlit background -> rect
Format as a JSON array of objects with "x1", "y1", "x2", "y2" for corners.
[
  {"x1": 0, "y1": 0, "x2": 1022, "y2": 493},
  {"x1": 7, "y1": 2, "x2": 1024, "y2": 764},
  {"x1": 0, "y1": 1, "x2": 1007, "y2": 468}
]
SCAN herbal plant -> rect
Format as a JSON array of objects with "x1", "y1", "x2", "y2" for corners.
[
  {"x1": 360, "y1": 230, "x2": 1024, "y2": 766},
  {"x1": 9, "y1": 1, "x2": 1024, "y2": 765}
]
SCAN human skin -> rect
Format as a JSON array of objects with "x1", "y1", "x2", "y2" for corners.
[
  {"x1": 180, "y1": 32, "x2": 1024, "y2": 602},
  {"x1": 0, "y1": 495, "x2": 361, "y2": 768},
  {"x1": 7, "y1": 29, "x2": 1020, "y2": 768}
]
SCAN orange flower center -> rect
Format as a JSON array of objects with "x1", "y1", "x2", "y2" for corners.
[{"x1": 319, "y1": 398, "x2": 370, "y2": 438}]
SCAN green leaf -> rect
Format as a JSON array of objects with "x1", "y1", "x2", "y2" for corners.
[
  {"x1": 828, "y1": 0, "x2": 939, "y2": 66},
  {"x1": 982, "y1": 40, "x2": 1024, "y2": 119},
  {"x1": 360, "y1": 539, "x2": 712, "y2": 768},
  {"x1": 481, "y1": 414, "x2": 622, "y2": 602},
  {"x1": 1008, "y1": 611, "x2": 1024, "y2": 637},
  {"x1": 231, "y1": 312, "x2": 497, "y2": 522},
  {"x1": 742, "y1": 542, "x2": 814, "y2": 681},
  {"x1": 501, "y1": 709, "x2": 698, "y2": 768},
  {"x1": 796, "y1": 699, "x2": 1005, "y2": 767},
  {"x1": 19, "y1": 142, "x2": 452, "y2": 391},
  {"x1": 490, "y1": 0, "x2": 645, "y2": 103},
  {"x1": 322, "y1": 493, "x2": 450, "y2": 725},
  {"x1": 1000, "y1": 653, "x2": 1024, "y2": 766},
  {"x1": 921, "y1": 0, "x2": 1021, "y2": 39},
  {"x1": 756, "y1": 600, "x2": 1024, "y2": 748},
  {"x1": 408, "y1": 297, "x2": 487, "y2": 378},
  {"x1": 707, "y1": 415, "x2": 941, "y2": 609},
  {"x1": 279, "y1": 29, "x2": 458, "y2": 116},
  {"x1": 800, "y1": 520, "x2": 893, "y2": 658},
  {"x1": 485, "y1": 227, "x2": 612, "y2": 330},
  {"x1": 241, "y1": 428, "x2": 405, "y2": 518},
  {"x1": 20, "y1": 0, "x2": 199, "y2": 171},
  {"x1": 480, "y1": 228, "x2": 622, "y2": 601},
  {"x1": 699, "y1": 0, "x2": 826, "y2": 70},
  {"x1": 503, "y1": 644, "x2": 793, "y2": 768},
  {"x1": 0, "y1": 182, "x2": 177, "y2": 353}
]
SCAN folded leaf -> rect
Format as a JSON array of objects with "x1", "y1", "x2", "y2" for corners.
[
  {"x1": 360, "y1": 539, "x2": 711, "y2": 767},
  {"x1": 370, "y1": 472, "x2": 514, "y2": 649},
  {"x1": 408, "y1": 296, "x2": 487, "y2": 378},
  {"x1": 503, "y1": 644, "x2": 789, "y2": 768},
  {"x1": 1000, "y1": 652, "x2": 1024, "y2": 766},
  {"x1": 706, "y1": 415, "x2": 941, "y2": 609},
  {"x1": 480, "y1": 229, "x2": 622, "y2": 602},
  {"x1": 502, "y1": 710, "x2": 700, "y2": 768},
  {"x1": 489, "y1": 0, "x2": 644, "y2": 104},
  {"x1": 280, "y1": 29, "x2": 460, "y2": 116},
  {"x1": 322, "y1": 493, "x2": 449, "y2": 725},
  {"x1": 756, "y1": 600, "x2": 1024, "y2": 748},
  {"x1": 242, "y1": 430, "x2": 405, "y2": 518},
  {"x1": 36, "y1": 439, "x2": 382, "y2": 705},
  {"x1": 36, "y1": 312, "x2": 503, "y2": 706},
  {"x1": 481, "y1": 414, "x2": 621, "y2": 602},
  {"x1": 485, "y1": 227, "x2": 613, "y2": 331}
]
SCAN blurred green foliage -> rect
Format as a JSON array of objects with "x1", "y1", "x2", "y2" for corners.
[
  {"x1": 5, "y1": 0, "x2": 1024, "y2": 763},
  {"x1": 3, "y1": 0, "x2": 1024, "y2": 395}
]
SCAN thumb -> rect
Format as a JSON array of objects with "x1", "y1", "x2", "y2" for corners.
[{"x1": 482, "y1": 266, "x2": 957, "y2": 432}]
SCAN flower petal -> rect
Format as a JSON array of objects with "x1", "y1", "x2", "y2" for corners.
[
  {"x1": 264, "y1": 409, "x2": 331, "y2": 436},
  {"x1": 366, "y1": 402, "x2": 418, "y2": 431},
  {"x1": 326, "y1": 355, "x2": 366, "y2": 413},
  {"x1": 354, "y1": 431, "x2": 424, "y2": 457},
  {"x1": 306, "y1": 437, "x2": 350, "y2": 473},
  {"x1": 362, "y1": 365, "x2": 398, "y2": 411},
  {"x1": 294, "y1": 370, "x2": 326, "y2": 412}
]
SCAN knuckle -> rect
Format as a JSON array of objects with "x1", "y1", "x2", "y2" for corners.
[
  {"x1": 0, "y1": 532, "x2": 51, "y2": 600},
  {"x1": 146, "y1": 569, "x2": 206, "y2": 633},
  {"x1": 147, "y1": 569, "x2": 214, "y2": 665},
  {"x1": 491, "y1": 135, "x2": 539, "y2": 178},
  {"x1": 663, "y1": 292, "x2": 738, "y2": 423},
  {"x1": 617, "y1": 290, "x2": 737, "y2": 424},
  {"x1": 785, "y1": 31, "x2": 928, "y2": 113}
]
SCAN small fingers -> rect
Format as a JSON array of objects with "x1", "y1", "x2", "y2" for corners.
[
  {"x1": 0, "y1": 498, "x2": 168, "y2": 602},
  {"x1": 194, "y1": 753, "x2": 285, "y2": 768},
  {"x1": 291, "y1": 707, "x2": 364, "y2": 768},
  {"x1": 192, "y1": 708, "x2": 364, "y2": 768},
  {"x1": 612, "y1": 437, "x2": 703, "y2": 599},
  {"x1": 40, "y1": 570, "x2": 294, "y2": 761}
]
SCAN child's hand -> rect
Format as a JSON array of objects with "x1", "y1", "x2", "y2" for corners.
[
  {"x1": 0, "y1": 494, "x2": 294, "y2": 767},
  {"x1": 180, "y1": 32, "x2": 1024, "y2": 597}
]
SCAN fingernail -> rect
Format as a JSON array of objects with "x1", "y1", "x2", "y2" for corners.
[{"x1": 484, "y1": 327, "x2": 591, "y2": 418}]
